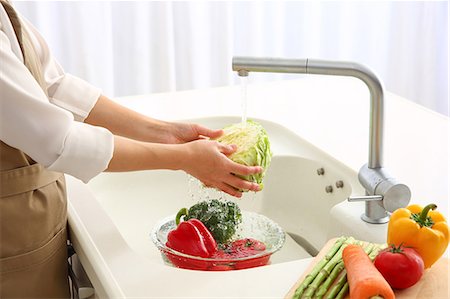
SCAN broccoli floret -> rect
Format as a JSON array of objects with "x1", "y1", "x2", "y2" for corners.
[{"x1": 177, "y1": 199, "x2": 242, "y2": 244}]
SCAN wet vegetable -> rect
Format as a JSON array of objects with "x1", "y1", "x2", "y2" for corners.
[
  {"x1": 176, "y1": 199, "x2": 242, "y2": 244},
  {"x1": 215, "y1": 120, "x2": 272, "y2": 190},
  {"x1": 217, "y1": 238, "x2": 266, "y2": 258},
  {"x1": 212, "y1": 238, "x2": 267, "y2": 270},
  {"x1": 165, "y1": 237, "x2": 268, "y2": 271},
  {"x1": 166, "y1": 218, "x2": 217, "y2": 258}
]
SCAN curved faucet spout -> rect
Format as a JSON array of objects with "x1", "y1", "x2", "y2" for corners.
[
  {"x1": 232, "y1": 56, "x2": 410, "y2": 224},
  {"x1": 232, "y1": 57, "x2": 383, "y2": 169}
]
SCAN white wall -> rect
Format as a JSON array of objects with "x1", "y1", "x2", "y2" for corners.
[{"x1": 14, "y1": 1, "x2": 449, "y2": 116}]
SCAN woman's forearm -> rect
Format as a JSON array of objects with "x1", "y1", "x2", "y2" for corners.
[
  {"x1": 85, "y1": 95, "x2": 223, "y2": 144},
  {"x1": 106, "y1": 135, "x2": 184, "y2": 172},
  {"x1": 85, "y1": 95, "x2": 171, "y2": 143},
  {"x1": 106, "y1": 136, "x2": 262, "y2": 198}
]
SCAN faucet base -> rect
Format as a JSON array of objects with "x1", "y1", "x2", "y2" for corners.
[{"x1": 360, "y1": 213, "x2": 389, "y2": 224}]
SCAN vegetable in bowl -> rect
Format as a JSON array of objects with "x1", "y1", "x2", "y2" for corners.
[
  {"x1": 176, "y1": 199, "x2": 242, "y2": 244},
  {"x1": 153, "y1": 209, "x2": 285, "y2": 271},
  {"x1": 215, "y1": 120, "x2": 272, "y2": 190}
]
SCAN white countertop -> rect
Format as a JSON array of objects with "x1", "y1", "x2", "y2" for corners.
[{"x1": 67, "y1": 76, "x2": 449, "y2": 298}]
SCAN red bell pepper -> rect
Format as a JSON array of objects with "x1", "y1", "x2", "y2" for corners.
[{"x1": 166, "y1": 218, "x2": 217, "y2": 258}]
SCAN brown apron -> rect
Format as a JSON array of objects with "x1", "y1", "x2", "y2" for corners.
[{"x1": 0, "y1": 1, "x2": 71, "y2": 297}]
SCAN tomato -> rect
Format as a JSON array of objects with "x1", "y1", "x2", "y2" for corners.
[
  {"x1": 165, "y1": 251, "x2": 210, "y2": 270},
  {"x1": 374, "y1": 244, "x2": 424, "y2": 289},
  {"x1": 233, "y1": 255, "x2": 270, "y2": 270},
  {"x1": 166, "y1": 238, "x2": 268, "y2": 271},
  {"x1": 211, "y1": 238, "x2": 267, "y2": 270},
  {"x1": 230, "y1": 238, "x2": 266, "y2": 257}
]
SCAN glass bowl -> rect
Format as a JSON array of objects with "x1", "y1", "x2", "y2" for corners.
[{"x1": 151, "y1": 211, "x2": 286, "y2": 271}]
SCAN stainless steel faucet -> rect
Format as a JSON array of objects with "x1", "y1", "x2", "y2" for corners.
[{"x1": 232, "y1": 57, "x2": 411, "y2": 224}]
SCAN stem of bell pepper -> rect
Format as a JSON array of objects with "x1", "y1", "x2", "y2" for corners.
[
  {"x1": 176, "y1": 208, "x2": 188, "y2": 225},
  {"x1": 412, "y1": 203, "x2": 437, "y2": 228}
]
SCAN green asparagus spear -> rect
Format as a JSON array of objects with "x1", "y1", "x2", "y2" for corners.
[
  {"x1": 302, "y1": 237, "x2": 355, "y2": 298},
  {"x1": 335, "y1": 282, "x2": 349, "y2": 299},
  {"x1": 368, "y1": 243, "x2": 387, "y2": 260},
  {"x1": 292, "y1": 236, "x2": 348, "y2": 299},
  {"x1": 315, "y1": 261, "x2": 344, "y2": 297},
  {"x1": 325, "y1": 268, "x2": 347, "y2": 299}
]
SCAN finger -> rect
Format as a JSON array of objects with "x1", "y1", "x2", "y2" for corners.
[
  {"x1": 230, "y1": 163, "x2": 263, "y2": 177},
  {"x1": 194, "y1": 125, "x2": 224, "y2": 139},
  {"x1": 227, "y1": 174, "x2": 260, "y2": 192},
  {"x1": 217, "y1": 182, "x2": 243, "y2": 198},
  {"x1": 218, "y1": 143, "x2": 237, "y2": 155}
]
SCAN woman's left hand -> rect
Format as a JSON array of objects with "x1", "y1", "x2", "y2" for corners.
[{"x1": 162, "y1": 122, "x2": 223, "y2": 144}]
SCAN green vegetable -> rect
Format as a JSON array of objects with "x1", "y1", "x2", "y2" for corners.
[
  {"x1": 215, "y1": 120, "x2": 272, "y2": 190},
  {"x1": 176, "y1": 199, "x2": 242, "y2": 244},
  {"x1": 292, "y1": 237, "x2": 387, "y2": 299},
  {"x1": 293, "y1": 236, "x2": 348, "y2": 298},
  {"x1": 294, "y1": 236, "x2": 355, "y2": 299}
]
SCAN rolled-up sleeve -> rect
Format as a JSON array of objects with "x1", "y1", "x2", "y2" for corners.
[
  {"x1": 0, "y1": 18, "x2": 113, "y2": 182},
  {"x1": 46, "y1": 121, "x2": 113, "y2": 182},
  {"x1": 49, "y1": 74, "x2": 102, "y2": 122}
]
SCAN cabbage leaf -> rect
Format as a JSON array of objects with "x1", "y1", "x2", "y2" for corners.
[{"x1": 215, "y1": 120, "x2": 272, "y2": 190}]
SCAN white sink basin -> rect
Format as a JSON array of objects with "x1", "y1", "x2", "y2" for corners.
[
  {"x1": 87, "y1": 154, "x2": 351, "y2": 264},
  {"x1": 67, "y1": 116, "x2": 387, "y2": 298}
]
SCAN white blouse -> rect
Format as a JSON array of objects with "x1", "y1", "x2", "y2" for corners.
[{"x1": 0, "y1": 6, "x2": 114, "y2": 183}]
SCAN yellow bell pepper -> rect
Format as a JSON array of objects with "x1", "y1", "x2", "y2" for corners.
[{"x1": 387, "y1": 203, "x2": 449, "y2": 268}]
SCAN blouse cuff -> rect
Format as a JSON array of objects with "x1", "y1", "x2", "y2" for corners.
[
  {"x1": 49, "y1": 74, "x2": 102, "y2": 122},
  {"x1": 47, "y1": 122, "x2": 114, "y2": 183}
]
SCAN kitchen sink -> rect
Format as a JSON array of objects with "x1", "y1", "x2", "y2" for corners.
[
  {"x1": 68, "y1": 116, "x2": 386, "y2": 298},
  {"x1": 87, "y1": 117, "x2": 353, "y2": 264}
]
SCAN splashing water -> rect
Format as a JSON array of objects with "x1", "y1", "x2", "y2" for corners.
[{"x1": 187, "y1": 175, "x2": 225, "y2": 203}]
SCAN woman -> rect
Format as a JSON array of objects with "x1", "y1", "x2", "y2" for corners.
[{"x1": 0, "y1": 1, "x2": 261, "y2": 297}]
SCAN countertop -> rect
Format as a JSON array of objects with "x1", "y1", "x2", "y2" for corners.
[{"x1": 67, "y1": 76, "x2": 449, "y2": 298}]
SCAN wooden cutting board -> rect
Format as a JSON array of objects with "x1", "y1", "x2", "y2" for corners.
[{"x1": 285, "y1": 238, "x2": 449, "y2": 299}]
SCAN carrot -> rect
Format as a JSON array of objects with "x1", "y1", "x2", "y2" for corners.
[{"x1": 343, "y1": 244, "x2": 395, "y2": 299}]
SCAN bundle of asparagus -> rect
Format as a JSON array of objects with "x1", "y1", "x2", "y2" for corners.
[{"x1": 292, "y1": 236, "x2": 386, "y2": 299}]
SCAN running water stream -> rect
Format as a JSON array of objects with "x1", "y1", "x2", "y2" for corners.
[
  {"x1": 240, "y1": 76, "x2": 249, "y2": 125},
  {"x1": 186, "y1": 75, "x2": 255, "y2": 202}
]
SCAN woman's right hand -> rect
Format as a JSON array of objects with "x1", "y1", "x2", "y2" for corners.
[
  {"x1": 107, "y1": 136, "x2": 262, "y2": 198},
  {"x1": 180, "y1": 139, "x2": 263, "y2": 198}
]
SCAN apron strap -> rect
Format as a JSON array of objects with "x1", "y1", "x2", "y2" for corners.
[
  {"x1": 0, "y1": 0, "x2": 48, "y2": 93},
  {"x1": 0, "y1": 164, "x2": 63, "y2": 197}
]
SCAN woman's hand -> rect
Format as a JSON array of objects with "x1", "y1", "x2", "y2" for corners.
[
  {"x1": 107, "y1": 136, "x2": 262, "y2": 198},
  {"x1": 161, "y1": 122, "x2": 223, "y2": 144},
  {"x1": 180, "y1": 139, "x2": 262, "y2": 197}
]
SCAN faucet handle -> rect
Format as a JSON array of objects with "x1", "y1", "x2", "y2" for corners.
[
  {"x1": 352, "y1": 164, "x2": 411, "y2": 224},
  {"x1": 347, "y1": 194, "x2": 390, "y2": 224},
  {"x1": 347, "y1": 182, "x2": 410, "y2": 224},
  {"x1": 348, "y1": 195, "x2": 383, "y2": 202}
]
